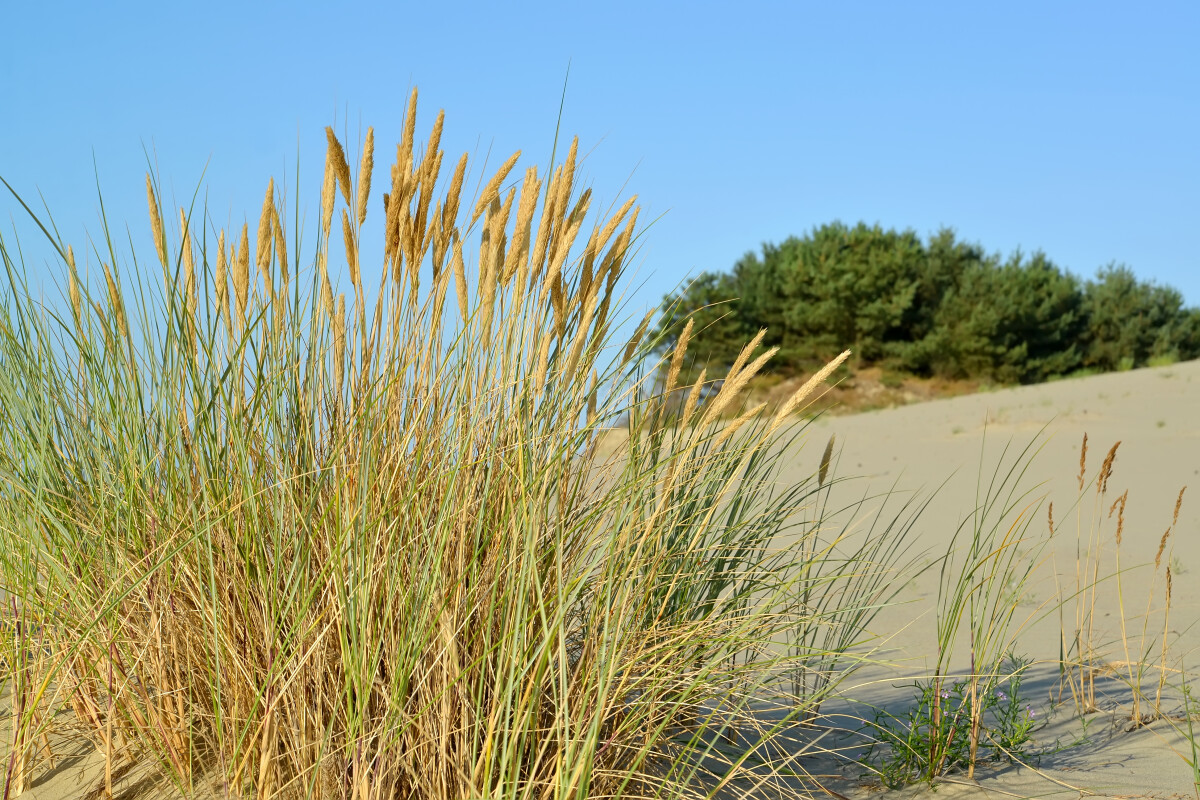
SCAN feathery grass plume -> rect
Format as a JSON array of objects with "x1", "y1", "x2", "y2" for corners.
[
  {"x1": 332, "y1": 292, "x2": 345, "y2": 387},
  {"x1": 418, "y1": 110, "x2": 444, "y2": 188},
  {"x1": 1110, "y1": 490, "x2": 1128, "y2": 546},
  {"x1": 502, "y1": 166, "x2": 540, "y2": 286},
  {"x1": 101, "y1": 261, "x2": 126, "y2": 338},
  {"x1": 342, "y1": 209, "x2": 358, "y2": 287},
  {"x1": 1097, "y1": 441, "x2": 1120, "y2": 495},
  {"x1": 146, "y1": 173, "x2": 167, "y2": 269},
  {"x1": 1048, "y1": 501, "x2": 1055, "y2": 536},
  {"x1": 179, "y1": 209, "x2": 196, "y2": 304},
  {"x1": 325, "y1": 127, "x2": 353, "y2": 208},
  {"x1": 319, "y1": 254, "x2": 334, "y2": 323},
  {"x1": 663, "y1": 317, "x2": 694, "y2": 398},
  {"x1": 321, "y1": 145, "x2": 337, "y2": 242},
  {"x1": 399, "y1": 88, "x2": 418, "y2": 187},
  {"x1": 233, "y1": 222, "x2": 250, "y2": 324},
  {"x1": 256, "y1": 178, "x2": 275, "y2": 281},
  {"x1": 471, "y1": 151, "x2": 521, "y2": 226},
  {"x1": 819, "y1": 434, "x2": 836, "y2": 487},
  {"x1": 1154, "y1": 490, "x2": 1184, "y2": 569},
  {"x1": 1078, "y1": 432, "x2": 1089, "y2": 491},
  {"x1": 701, "y1": 343, "x2": 779, "y2": 427},
  {"x1": 440, "y1": 152, "x2": 468, "y2": 239},
  {"x1": 679, "y1": 367, "x2": 707, "y2": 429},
  {"x1": 215, "y1": 229, "x2": 231, "y2": 336},
  {"x1": 451, "y1": 235, "x2": 467, "y2": 323},
  {"x1": 1172, "y1": 486, "x2": 1186, "y2": 527},
  {"x1": 180, "y1": 211, "x2": 197, "y2": 355},
  {"x1": 766, "y1": 349, "x2": 851, "y2": 437},
  {"x1": 272, "y1": 206, "x2": 288, "y2": 284},
  {"x1": 693, "y1": 328, "x2": 769, "y2": 425},
  {"x1": 65, "y1": 244, "x2": 82, "y2": 324},
  {"x1": 713, "y1": 402, "x2": 767, "y2": 448},
  {"x1": 357, "y1": 126, "x2": 374, "y2": 227}
]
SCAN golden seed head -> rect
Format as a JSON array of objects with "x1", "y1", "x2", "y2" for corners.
[
  {"x1": 472, "y1": 151, "x2": 521, "y2": 226},
  {"x1": 1078, "y1": 433, "x2": 1088, "y2": 491},
  {"x1": 234, "y1": 223, "x2": 250, "y2": 322},
  {"x1": 1171, "y1": 486, "x2": 1185, "y2": 527},
  {"x1": 342, "y1": 209, "x2": 358, "y2": 286},
  {"x1": 819, "y1": 434, "x2": 836, "y2": 487},
  {"x1": 272, "y1": 207, "x2": 288, "y2": 284},
  {"x1": 146, "y1": 173, "x2": 166, "y2": 269},
  {"x1": 1155, "y1": 527, "x2": 1171, "y2": 569},
  {"x1": 256, "y1": 178, "x2": 275, "y2": 273},
  {"x1": 357, "y1": 127, "x2": 374, "y2": 227},
  {"x1": 1109, "y1": 490, "x2": 1128, "y2": 546},
  {"x1": 452, "y1": 236, "x2": 468, "y2": 323},
  {"x1": 680, "y1": 367, "x2": 707, "y2": 429},
  {"x1": 714, "y1": 403, "x2": 766, "y2": 448},
  {"x1": 332, "y1": 293, "x2": 347, "y2": 391},
  {"x1": 665, "y1": 317, "x2": 694, "y2": 397},
  {"x1": 66, "y1": 245, "x2": 82, "y2": 321},
  {"x1": 766, "y1": 349, "x2": 852, "y2": 437},
  {"x1": 1097, "y1": 441, "x2": 1120, "y2": 495},
  {"x1": 443, "y1": 152, "x2": 469, "y2": 232},
  {"x1": 102, "y1": 262, "x2": 126, "y2": 338},
  {"x1": 321, "y1": 147, "x2": 337, "y2": 243},
  {"x1": 325, "y1": 127, "x2": 353, "y2": 208},
  {"x1": 179, "y1": 209, "x2": 196, "y2": 309},
  {"x1": 1047, "y1": 502, "x2": 1055, "y2": 536}
]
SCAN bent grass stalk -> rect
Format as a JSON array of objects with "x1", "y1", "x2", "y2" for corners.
[{"x1": 0, "y1": 93, "x2": 883, "y2": 800}]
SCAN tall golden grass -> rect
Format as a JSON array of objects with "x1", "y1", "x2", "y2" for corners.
[{"x1": 0, "y1": 91, "x2": 891, "y2": 799}]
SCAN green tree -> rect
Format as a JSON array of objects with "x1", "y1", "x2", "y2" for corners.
[
  {"x1": 1083, "y1": 263, "x2": 1200, "y2": 369},
  {"x1": 924, "y1": 251, "x2": 1086, "y2": 383}
]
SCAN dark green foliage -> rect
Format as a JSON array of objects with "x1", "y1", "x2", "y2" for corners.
[
  {"x1": 655, "y1": 271, "x2": 750, "y2": 373},
  {"x1": 1083, "y1": 263, "x2": 1200, "y2": 370},
  {"x1": 655, "y1": 222, "x2": 1198, "y2": 384},
  {"x1": 863, "y1": 655, "x2": 1043, "y2": 789},
  {"x1": 922, "y1": 251, "x2": 1087, "y2": 383}
]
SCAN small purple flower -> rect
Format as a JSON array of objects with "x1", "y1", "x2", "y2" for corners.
[
  {"x1": 1025, "y1": 705, "x2": 1036, "y2": 718},
  {"x1": 995, "y1": 690, "x2": 1007, "y2": 701},
  {"x1": 940, "y1": 690, "x2": 951, "y2": 700}
]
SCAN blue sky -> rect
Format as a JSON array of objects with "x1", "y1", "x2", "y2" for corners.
[{"x1": 3, "y1": 1, "x2": 1197, "y2": 326}]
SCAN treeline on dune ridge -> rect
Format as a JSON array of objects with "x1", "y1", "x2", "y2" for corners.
[{"x1": 656, "y1": 221, "x2": 1200, "y2": 384}]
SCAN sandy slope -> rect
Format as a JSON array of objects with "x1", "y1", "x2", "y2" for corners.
[{"x1": 784, "y1": 359, "x2": 1200, "y2": 798}]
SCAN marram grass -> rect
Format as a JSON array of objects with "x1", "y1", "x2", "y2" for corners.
[{"x1": 0, "y1": 91, "x2": 887, "y2": 800}]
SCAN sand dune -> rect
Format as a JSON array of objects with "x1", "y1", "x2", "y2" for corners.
[{"x1": 788, "y1": 359, "x2": 1200, "y2": 798}]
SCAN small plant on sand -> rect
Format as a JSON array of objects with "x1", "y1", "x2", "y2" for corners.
[
  {"x1": 864, "y1": 654, "x2": 1042, "y2": 789},
  {"x1": 922, "y1": 430, "x2": 1049, "y2": 782}
]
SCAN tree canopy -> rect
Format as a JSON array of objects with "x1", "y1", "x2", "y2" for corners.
[{"x1": 657, "y1": 222, "x2": 1199, "y2": 384}]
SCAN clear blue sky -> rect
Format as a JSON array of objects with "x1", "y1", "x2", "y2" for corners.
[{"x1": 3, "y1": 1, "x2": 1197, "y2": 326}]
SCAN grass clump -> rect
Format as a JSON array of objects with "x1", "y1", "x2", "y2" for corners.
[
  {"x1": 0, "y1": 91, "x2": 888, "y2": 800},
  {"x1": 864, "y1": 654, "x2": 1042, "y2": 789}
]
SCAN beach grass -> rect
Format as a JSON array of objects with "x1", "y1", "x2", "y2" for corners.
[{"x1": 0, "y1": 92, "x2": 909, "y2": 800}]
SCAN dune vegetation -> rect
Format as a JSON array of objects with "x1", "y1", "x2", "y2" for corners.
[{"x1": 0, "y1": 92, "x2": 1195, "y2": 799}]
